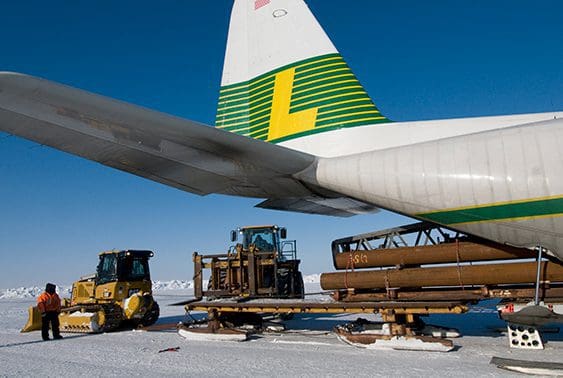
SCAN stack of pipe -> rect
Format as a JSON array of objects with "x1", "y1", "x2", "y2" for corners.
[{"x1": 320, "y1": 242, "x2": 563, "y2": 291}]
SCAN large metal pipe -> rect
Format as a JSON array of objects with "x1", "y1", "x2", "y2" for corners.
[
  {"x1": 333, "y1": 242, "x2": 534, "y2": 270},
  {"x1": 320, "y1": 261, "x2": 563, "y2": 290},
  {"x1": 333, "y1": 286, "x2": 563, "y2": 302}
]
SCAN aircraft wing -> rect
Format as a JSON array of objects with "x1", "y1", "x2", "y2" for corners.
[
  {"x1": 0, "y1": 72, "x2": 376, "y2": 216},
  {"x1": 257, "y1": 197, "x2": 379, "y2": 217}
]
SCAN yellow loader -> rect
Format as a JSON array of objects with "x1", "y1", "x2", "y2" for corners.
[{"x1": 22, "y1": 250, "x2": 159, "y2": 333}]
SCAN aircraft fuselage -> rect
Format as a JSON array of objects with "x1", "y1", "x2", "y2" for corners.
[{"x1": 295, "y1": 114, "x2": 563, "y2": 261}]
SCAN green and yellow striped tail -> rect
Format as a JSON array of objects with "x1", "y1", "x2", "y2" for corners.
[{"x1": 216, "y1": 53, "x2": 391, "y2": 144}]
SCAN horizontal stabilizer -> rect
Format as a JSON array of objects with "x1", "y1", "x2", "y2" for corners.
[{"x1": 256, "y1": 197, "x2": 379, "y2": 217}]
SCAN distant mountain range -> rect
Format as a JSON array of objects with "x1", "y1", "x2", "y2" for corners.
[{"x1": 0, "y1": 274, "x2": 322, "y2": 299}]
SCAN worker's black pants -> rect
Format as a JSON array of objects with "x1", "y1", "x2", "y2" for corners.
[{"x1": 41, "y1": 311, "x2": 60, "y2": 340}]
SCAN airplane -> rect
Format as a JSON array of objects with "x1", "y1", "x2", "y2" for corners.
[{"x1": 1, "y1": 0, "x2": 563, "y2": 266}]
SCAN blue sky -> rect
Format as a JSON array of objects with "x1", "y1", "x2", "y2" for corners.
[{"x1": 0, "y1": 0, "x2": 561, "y2": 288}]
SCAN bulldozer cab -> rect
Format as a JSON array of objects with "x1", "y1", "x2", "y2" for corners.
[
  {"x1": 97, "y1": 250, "x2": 153, "y2": 285},
  {"x1": 194, "y1": 225, "x2": 304, "y2": 300}
]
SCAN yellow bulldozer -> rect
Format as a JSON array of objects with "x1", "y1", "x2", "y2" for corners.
[{"x1": 22, "y1": 250, "x2": 159, "y2": 333}]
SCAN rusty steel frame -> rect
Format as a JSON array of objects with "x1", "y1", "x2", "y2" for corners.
[
  {"x1": 183, "y1": 299, "x2": 467, "y2": 346},
  {"x1": 185, "y1": 299, "x2": 467, "y2": 316},
  {"x1": 331, "y1": 222, "x2": 457, "y2": 269},
  {"x1": 193, "y1": 251, "x2": 277, "y2": 299},
  {"x1": 330, "y1": 221, "x2": 543, "y2": 270},
  {"x1": 193, "y1": 248, "x2": 302, "y2": 300},
  {"x1": 332, "y1": 285, "x2": 563, "y2": 302},
  {"x1": 326, "y1": 221, "x2": 563, "y2": 305}
]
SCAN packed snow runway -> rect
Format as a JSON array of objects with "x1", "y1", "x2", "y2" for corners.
[{"x1": 1, "y1": 284, "x2": 562, "y2": 377}]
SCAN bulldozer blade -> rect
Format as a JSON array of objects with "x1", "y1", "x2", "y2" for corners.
[
  {"x1": 59, "y1": 310, "x2": 103, "y2": 333},
  {"x1": 21, "y1": 306, "x2": 42, "y2": 333},
  {"x1": 22, "y1": 306, "x2": 108, "y2": 333}
]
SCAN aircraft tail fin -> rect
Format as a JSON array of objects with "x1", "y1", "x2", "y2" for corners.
[{"x1": 216, "y1": 0, "x2": 390, "y2": 144}]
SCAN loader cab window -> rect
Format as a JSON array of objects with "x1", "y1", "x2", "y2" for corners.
[
  {"x1": 97, "y1": 254, "x2": 118, "y2": 285},
  {"x1": 118, "y1": 255, "x2": 150, "y2": 282},
  {"x1": 242, "y1": 228, "x2": 277, "y2": 252}
]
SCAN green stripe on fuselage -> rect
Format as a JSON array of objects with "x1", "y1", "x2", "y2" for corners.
[{"x1": 417, "y1": 197, "x2": 563, "y2": 225}]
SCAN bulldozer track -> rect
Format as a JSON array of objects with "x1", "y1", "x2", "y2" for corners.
[{"x1": 60, "y1": 303, "x2": 123, "y2": 333}]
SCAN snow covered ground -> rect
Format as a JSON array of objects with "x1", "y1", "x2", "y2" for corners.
[{"x1": 1, "y1": 283, "x2": 562, "y2": 377}]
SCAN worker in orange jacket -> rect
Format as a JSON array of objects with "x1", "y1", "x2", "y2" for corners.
[{"x1": 37, "y1": 283, "x2": 63, "y2": 341}]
